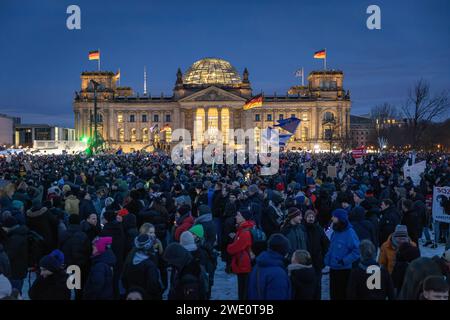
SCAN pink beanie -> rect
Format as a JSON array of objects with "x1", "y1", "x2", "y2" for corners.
[{"x1": 93, "y1": 237, "x2": 113, "y2": 256}]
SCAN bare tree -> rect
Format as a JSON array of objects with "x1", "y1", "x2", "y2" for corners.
[
  {"x1": 402, "y1": 79, "x2": 450, "y2": 146},
  {"x1": 370, "y1": 102, "x2": 398, "y2": 123}
]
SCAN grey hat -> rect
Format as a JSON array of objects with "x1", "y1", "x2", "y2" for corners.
[
  {"x1": 393, "y1": 225, "x2": 408, "y2": 239},
  {"x1": 134, "y1": 234, "x2": 153, "y2": 251},
  {"x1": 359, "y1": 239, "x2": 376, "y2": 262},
  {"x1": 180, "y1": 231, "x2": 197, "y2": 252}
]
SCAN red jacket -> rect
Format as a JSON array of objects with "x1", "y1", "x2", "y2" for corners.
[
  {"x1": 174, "y1": 215, "x2": 194, "y2": 242},
  {"x1": 227, "y1": 220, "x2": 255, "y2": 274}
]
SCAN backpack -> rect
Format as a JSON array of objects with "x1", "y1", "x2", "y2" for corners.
[
  {"x1": 177, "y1": 265, "x2": 209, "y2": 300},
  {"x1": 244, "y1": 226, "x2": 267, "y2": 260}
]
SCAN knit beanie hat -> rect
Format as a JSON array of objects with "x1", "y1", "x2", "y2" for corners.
[
  {"x1": 180, "y1": 231, "x2": 197, "y2": 252},
  {"x1": 268, "y1": 233, "x2": 290, "y2": 257},
  {"x1": 93, "y1": 237, "x2": 113, "y2": 256},
  {"x1": 304, "y1": 209, "x2": 316, "y2": 220},
  {"x1": 238, "y1": 207, "x2": 253, "y2": 221},
  {"x1": 39, "y1": 254, "x2": 62, "y2": 273},
  {"x1": 332, "y1": 208, "x2": 349, "y2": 224},
  {"x1": 287, "y1": 207, "x2": 301, "y2": 221},
  {"x1": 104, "y1": 197, "x2": 114, "y2": 208},
  {"x1": 189, "y1": 224, "x2": 205, "y2": 239},
  {"x1": 354, "y1": 190, "x2": 365, "y2": 200},
  {"x1": 198, "y1": 205, "x2": 211, "y2": 216},
  {"x1": 248, "y1": 184, "x2": 259, "y2": 194},
  {"x1": 11, "y1": 200, "x2": 24, "y2": 210},
  {"x1": 134, "y1": 234, "x2": 153, "y2": 251},
  {"x1": 118, "y1": 208, "x2": 129, "y2": 217},
  {"x1": 49, "y1": 249, "x2": 65, "y2": 267}
]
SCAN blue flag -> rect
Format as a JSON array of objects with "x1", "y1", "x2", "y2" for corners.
[
  {"x1": 274, "y1": 116, "x2": 301, "y2": 134},
  {"x1": 279, "y1": 133, "x2": 293, "y2": 146}
]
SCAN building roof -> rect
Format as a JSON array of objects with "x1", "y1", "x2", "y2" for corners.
[{"x1": 183, "y1": 58, "x2": 242, "y2": 86}]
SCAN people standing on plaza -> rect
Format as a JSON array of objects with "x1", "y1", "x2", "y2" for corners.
[{"x1": 324, "y1": 209, "x2": 360, "y2": 300}]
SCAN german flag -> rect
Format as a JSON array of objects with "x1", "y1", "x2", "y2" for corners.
[
  {"x1": 88, "y1": 50, "x2": 100, "y2": 60},
  {"x1": 243, "y1": 94, "x2": 263, "y2": 110},
  {"x1": 314, "y1": 49, "x2": 326, "y2": 59}
]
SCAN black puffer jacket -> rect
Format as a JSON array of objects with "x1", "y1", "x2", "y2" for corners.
[
  {"x1": 138, "y1": 207, "x2": 169, "y2": 242},
  {"x1": 59, "y1": 224, "x2": 91, "y2": 268},
  {"x1": 288, "y1": 264, "x2": 317, "y2": 300},
  {"x1": 349, "y1": 206, "x2": 376, "y2": 244},
  {"x1": 4, "y1": 225, "x2": 29, "y2": 279},
  {"x1": 304, "y1": 222, "x2": 329, "y2": 272},
  {"x1": 26, "y1": 206, "x2": 58, "y2": 256},
  {"x1": 379, "y1": 205, "x2": 401, "y2": 246},
  {"x1": 29, "y1": 271, "x2": 71, "y2": 300}
]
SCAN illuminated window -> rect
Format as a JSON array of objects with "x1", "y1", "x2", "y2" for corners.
[
  {"x1": 165, "y1": 127, "x2": 172, "y2": 143},
  {"x1": 183, "y1": 58, "x2": 241, "y2": 86},
  {"x1": 207, "y1": 108, "x2": 219, "y2": 143},
  {"x1": 221, "y1": 108, "x2": 230, "y2": 144},
  {"x1": 117, "y1": 113, "x2": 123, "y2": 123},
  {"x1": 323, "y1": 112, "x2": 335, "y2": 123},
  {"x1": 302, "y1": 113, "x2": 308, "y2": 121},
  {"x1": 142, "y1": 128, "x2": 149, "y2": 143},
  {"x1": 131, "y1": 128, "x2": 136, "y2": 142},
  {"x1": 302, "y1": 127, "x2": 308, "y2": 141},
  {"x1": 119, "y1": 128, "x2": 124, "y2": 142},
  {"x1": 194, "y1": 108, "x2": 205, "y2": 144}
]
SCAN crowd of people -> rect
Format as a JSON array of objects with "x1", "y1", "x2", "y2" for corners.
[{"x1": 0, "y1": 150, "x2": 449, "y2": 300}]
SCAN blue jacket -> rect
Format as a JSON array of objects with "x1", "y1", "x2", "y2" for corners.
[
  {"x1": 324, "y1": 225, "x2": 360, "y2": 270},
  {"x1": 248, "y1": 250, "x2": 291, "y2": 300},
  {"x1": 83, "y1": 249, "x2": 116, "y2": 300}
]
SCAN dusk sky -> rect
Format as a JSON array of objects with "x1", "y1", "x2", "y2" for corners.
[{"x1": 0, "y1": 0, "x2": 449, "y2": 127}]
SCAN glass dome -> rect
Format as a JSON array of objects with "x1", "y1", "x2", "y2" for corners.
[{"x1": 183, "y1": 58, "x2": 242, "y2": 86}]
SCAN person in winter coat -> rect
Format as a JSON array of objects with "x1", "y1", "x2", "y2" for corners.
[
  {"x1": 78, "y1": 191, "x2": 97, "y2": 221},
  {"x1": 0, "y1": 244, "x2": 11, "y2": 279},
  {"x1": 400, "y1": 199, "x2": 420, "y2": 245},
  {"x1": 379, "y1": 199, "x2": 401, "y2": 246},
  {"x1": 83, "y1": 237, "x2": 116, "y2": 300},
  {"x1": 379, "y1": 225, "x2": 417, "y2": 274},
  {"x1": 163, "y1": 242, "x2": 208, "y2": 300},
  {"x1": 221, "y1": 190, "x2": 239, "y2": 271},
  {"x1": 261, "y1": 191, "x2": 285, "y2": 237},
  {"x1": 81, "y1": 213, "x2": 100, "y2": 242},
  {"x1": 347, "y1": 239, "x2": 395, "y2": 300},
  {"x1": 288, "y1": 250, "x2": 317, "y2": 300},
  {"x1": 121, "y1": 234, "x2": 163, "y2": 300},
  {"x1": 195, "y1": 205, "x2": 217, "y2": 250},
  {"x1": 117, "y1": 208, "x2": 139, "y2": 254},
  {"x1": 29, "y1": 252, "x2": 71, "y2": 300},
  {"x1": 360, "y1": 200, "x2": 380, "y2": 247},
  {"x1": 315, "y1": 190, "x2": 333, "y2": 228},
  {"x1": 174, "y1": 205, "x2": 194, "y2": 242},
  {"x1": 391, "y1": 243, "x2": 420, "y2": 294},
  {"x1": 348, "y1": 204, "x2": 376, "y2": 244},
  {"x1": 280, "y1": 207, "x2": 308, "y2": 254},
  {"x1": 64, "y1": 191, "x2": 80, "y2": 216},
  {"x1": 100, "y1": 210, "x2": 126, "y2": 297},
  {"x1": 398, "y1": 249, "x2": 450, "y2": 300},
  {"x1": 421, "y1": 276, "x2": 449, "y2": 300},
  {"x1": 58, "y1": 214, "x2": 91, "y2": 299},
  {"x1": 26, "y1": 203, "x2": 58, "y2": 258},
  {"x1": 227, "y1": 208, "x2": 255, "y2": 300},
  {"x1": 137, "y1": 198, "x2": 169, "y2": 246},
  {"x1": 2, "y1": 216, "x2": 29, "y2": 293},
  {"x1": 304, "y1": 210, "x2": 329, "y2": 299},
  {"x1": 9, "y1": 200, "x2": 26, "y2": 226},
  {"x1": 324, "y1": 209, "x2": 360, "y2": 300},
  {"x1": 248, "y1": 233, "x2": 291, "y2": 300}
]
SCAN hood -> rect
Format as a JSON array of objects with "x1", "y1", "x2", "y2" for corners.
[
  {"x1": 5, "y1": 224, "x2": 28, "y2": 236},
  {"x1": 132, "y1": 251, "x2": 150, "y2": 265},
  {"x1": 195, "y1": 213, "x2": 212, "y2": 224},
  {"x1": 358, "y1": 259, "x2": 378, "y2": 270},
  {"x1": 287, "y1": 263, "x2": 313, "y2": 272},
  {"x1": 255, "y1": 250, "x2": 286, "y2": 269},
  {"x1": 92, "y1": 248, "x2": 116, "y2": 267},
  {"x1": 349, "y1": 206, "x2": 366, "y2": 222},
  {"x1": 66, "y1": 195, "x2": 78, "y2": 201},
  {"x1": 26, "y1": 206, "x2": 48, "y2": 218},
  {"x1": 237, "y1": 220, "x2": 255, "y2": 231}
]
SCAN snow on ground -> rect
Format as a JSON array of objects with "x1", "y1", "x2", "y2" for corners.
[{"x1": 20, "y1": 239, "x2": 447, "y2": 300}]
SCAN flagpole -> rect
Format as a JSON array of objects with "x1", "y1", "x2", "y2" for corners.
[
  {"x1": 98, "y1": 48, "x2": 101, "y2": 71},
  {"x1": 324, "y1": 48, "x2": 327, "y2": 70},
  {"x1": 118, "y1": 68, "x2": 121, "y2": 87},
  {"x1": 301, "y1": 67, "x2": 304, "y2": 86}
]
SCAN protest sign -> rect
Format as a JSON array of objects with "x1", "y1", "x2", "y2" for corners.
[{"x1": 432, "y1": 186, "x2": 450, "y2": 223}]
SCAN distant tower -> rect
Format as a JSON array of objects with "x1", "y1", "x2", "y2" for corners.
[{"x1": 144, "y1": 66, "x2": 148, "y2": 96}]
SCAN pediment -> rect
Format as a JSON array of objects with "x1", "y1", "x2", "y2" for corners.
[{"x1": 179, "y1": 86, "x2": 246, "y2": 102}]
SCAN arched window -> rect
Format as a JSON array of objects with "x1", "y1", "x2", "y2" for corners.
[
  {"x1": 221, "y1": 108, "x2": 230, "y2": 144},
  {"x1": 323, "y1": 111, "x2": 335, "y2": 123},
  {"x1": 131, "y1": 128, "x2": 136, "y2": 142},
  {"x1": 118, "y1": 128, "x2": 124, "y2": 142},
  {"x1": 142, "y1": 128, "x2": 149, "y2": 143},
  {"x1": 194, "y1": 108, "x2": 205, "y2": 144}
]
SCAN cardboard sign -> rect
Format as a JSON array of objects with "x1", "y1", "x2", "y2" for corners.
[
  {"x1": 432, "y1": 186, "x2": 450, "y2": 223},
  {"x1": 327, "y1": 165, "x2": 337, "y2": 178},
  {"x1": 403, "y1": 160, "x2": 426, "y2": 186}
]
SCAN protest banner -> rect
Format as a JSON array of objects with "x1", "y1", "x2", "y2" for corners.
[
  {"x1": 403, "y1": 160, "x2": 426, "y2": 186},
  {"x1": 432, "y1": 186, "x2": 450, "y2": 223}
]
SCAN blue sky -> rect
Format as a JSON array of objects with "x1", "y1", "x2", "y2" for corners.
[{"x1": 0, "y1": 0, "x2": 449, "y2": 127}]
